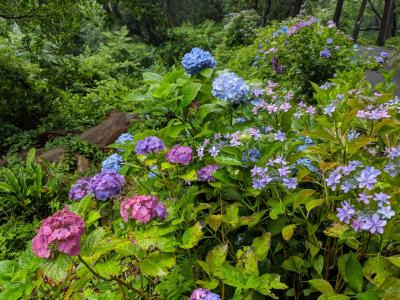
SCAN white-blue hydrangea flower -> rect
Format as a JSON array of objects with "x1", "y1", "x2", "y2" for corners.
[
  {"x1": 212, "y1": 72, "x2": 249, "y2": 103},
  {"x1": 181, "y1": 48, "x2": 216, "y2": 75},
  {"x1": 116, "y1": 133, "x2": 134, "y2": 145}
]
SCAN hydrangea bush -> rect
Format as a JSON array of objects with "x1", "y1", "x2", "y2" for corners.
[{"x1": 2, "y1": 36, "x2": 400, "y2": 300}]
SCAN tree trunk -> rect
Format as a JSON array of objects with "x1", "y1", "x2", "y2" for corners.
[
  {"x1": 333, "y1": 0, "x2": 345, "y2": 27},
  {"x1": 352, "y1": 0, "x2": 368, "y2": 42},
  {"x1": 262, "y1": 0, "x2": 271, "y2": 26},
  {"x1": 388, "y1": 1, "x2": 396, "y2": 37},
  {"x1": 377, "y1": 0, "x2": 395, "y2": 46},
  {"x1": 291, "y1": 0, "x2": 304, "y2": 16}
]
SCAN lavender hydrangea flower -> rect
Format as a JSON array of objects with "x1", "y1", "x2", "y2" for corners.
[
  {"x1": 356, "y1": 166, "x2": 381, "y2": 190},
  {"x1": 357, "y1": 192, "x2": 372, "y2": 204},
  {"x1": 340, "y1": 181, "x2": 355, "y2": 193},
  {"x1": 351, "y1": 216, "x2": 365, "y2": 232},
  {"x1": 189, "y1": 288, "x2": 221, "y2": 300},
  {"x1": 377, "y1": 205, "x2": 395, "y2": 219},
  {"x1": 363, "y1": 213, "x2": 387, "y2": 234},
  {"x1": 337, "y1": 201, "x2": 355, "y2": 224},
  {"x1": 326, "y1": 38, "x2": 333, "y2": 44},
  {"x1": 101, "y1": 153, "x2": 123, "y2": 173},
  {"x1": 89, "y1": 172, "x2": 125, "y2": 201},
  {"x1": 69, "y1": 177, "x2": 92, "y2": 201},
  {"x1": 181, "y1": 48, "x2": 217, "y2": 75},
  {"x1": 324, "y1": 104, "x2": 336, "y2": 116},
  {"x1": 212, "y1": 72, "x2": 249, "y2": 103},
  {"x1": 380, "y1": 51, "x2": 390, "y2": 59},
  {"x1": 373, "y1": 192, "x2": 390, "y2": 206},
  {"x1": 274, "y1": 130, "x2": 286, "y2": 142},
  {"x1": 197, "y1": 165, "x2": 219, "y2": 182},
  {"x1": 135, "y1": 136, "x2": 165, "y2": 155},
  {"x1": 320, "y1": 48, "x2": 331, "y2": 58},
  {"x1": 282, "y1": 177, "x2": 297, "y2": 189}
]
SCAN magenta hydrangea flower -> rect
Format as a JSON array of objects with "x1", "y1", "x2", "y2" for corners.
[
  {"x1": 189, "y1": 288, "x2": 221, "y2": 300},
  {"x1": 69, "y1": 177, "x2": 91, "y2": 200},
  {"x1": 32, "y1": 207, "x2": 85, "y2": 258},
  {"x1": 135, "y1": 136, "x2": 165, "y2": 155},
  {"x1": 197, "y1": 165, "x2": 219, "y2": 182},
  {"x1": 120, "y1": 195, "x2": 167, "y2": 224},
  {"x1": 89, "y1": 171, "x2": 125, "y2": 201},
  {"x1": 166, "y1": 145, "x2": 193, "y2": 165}
]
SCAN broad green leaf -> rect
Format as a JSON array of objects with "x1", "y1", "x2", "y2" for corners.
[
  {"x1": 198, "y1": 103, "x2": 226, "y2": 122},
  {"x1": 179, "y1": 169, "x2": 197, "y2": 181},
  {"x1": 143, "y1": 72, "x2": 162, "y2": 83},
  {"x1": 208, "y1": 214, "x2": 223, "y2": 231},
  {"x1": 356, "y1": 289, "x2": 379, "y2": 300},
  {"x1": 42, "y1": 254, "x2": 72, "y2": 283},
  {"x1": 180, "y1": 222, "x2": 203, "y2": 249},
  {"x1": 236, "y1": 247, "x2": 258, "y2": 275},
  {"x1": 206, "y1": 244, "x2": 227, "y2": 267},
  {"x1": 140, "y1": 252, "x2": 175, "y2": 277},
  {"x1": 306, "y1": 199, "x2": 325, "y2": 213},
  {"x1": 215, "y1": 156, "x2": 242, "y2": 166},
  {"x1": 95, "y1": 260, "x2": 122, "y2": 277},
  {"x1": 282, "y1": 224, "x2": 297, "y2": 241},
  {"x1": 256, "y1": 273, "x2": 288, "y2": 299},
  {"x1": 196, "y1": 279, "x2": 219, "y2": 289},
  {"x1": 363, "y1": 256, "x2": 392, "y2": 286},
  {"x1": 180, "y1": 82, "x2": 202, "y2": 106},
  {"x1": 269, "y1": 201, "x2": 285, "y2": 220},
  {"x1": 252, "y1": 232, "x2": 271, "y2": 261},
  {"x1": 323, "y1": 223, "x2": 350, "y2": 238},
  {"x1": 338, "y1": 252, "x2": 363, "y2": 292},
  {"x1": 308, "y1": 279, "x2": 334, "y2": 295},
  {"x1": 281, "y1": 256, "x2": 305, "y2": 274},
  {"x1": 386, "y1": 256, "x2": 400, "y2": 268}
]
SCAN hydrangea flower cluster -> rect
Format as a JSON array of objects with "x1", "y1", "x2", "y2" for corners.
[
  {"x1": 69, "y1": 177, "x2": 91, "y2": 201},
  {"x1": 320, "y1": 48, "x2": 331, "y2": 58},
  {"x1": 287, "y1": 17, "x2": 318, "y2": 36},
  {"x1": 189, "y1": 288, "x2": 221, "y2": 300},
  {"x1": 166, "y1": 145, "x2": 193, "y2": 165},
  {"x1": 89, "y1": 172, "x2": 125, "y2": 201},
  {"x1": 357, "y1": 105, "x2": 390, "y2": 120},
  {"x1": 242, "y1": 148, "x2": 261, "y2": 162},
  {"x1": 293, "y1": 101, "x2": 316, "y2": 118},
  {"x1": 135, "y1": 136, "x2": 166, "y2": 155},
  {"x1": 322, "y1": 94, "x2": 344, "y2": 117},
  {"x1": 69, "y1": 172, "x2": 125, "y2": 201},
  {"x1": 115, "y1": 133, "x2": 134, "y2": 145},
  {"x1": 271, "y1": 56, "x2": 285, "y2": 74},
  {"x1": 101, "y1": 153, "x2": 123, "y2": 173},
  {"x1": 384, "y1": 145, "x2": 400, "y2": 176},
  {"x1": 120, "y1": 195, "x2": 167, "y2": 224},
  {"x1": 181, "y1": 48, "x2": 217, "y2": 75},
  {"x1": 212, "y1": 72, "x2": 249, "y2": 103},
  {"x1": 197, "y1": 165, "x2": 219, "y2": 182},
  {"x1": 32, "y1": 207, "x2": 85, "y2": 258},
  {"x1": 251, "y1": 156, "x2": 298, "y2": 190}
]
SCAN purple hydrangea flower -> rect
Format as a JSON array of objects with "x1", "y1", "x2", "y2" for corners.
[
  {"x1": 101, "y1": 153, "x2": 123, "y2": 173},
  {"x1": 282, "y1": 177, "x2": 297, "y2": 189},
  {"x1": 324, "y1": 103, "x2": 336, "y2": 116},
  {"x1": 380, "y1": 51, "x2": 390, "y2": 59},
  {"x1": 182, "y1": 48, "x2": 217, "y2": 75},
  {"x1": 326, "y1": 170, "x2": 342, "y2": 191},
  {"x1": 377, "y1": 205, "x2": 395, "y2": 219},
  {"x1": 326, "y1": 38, "x2": 333, "y2": 44},
  {"x1": 212, "y1": 72, "x2": 249, "y2": 103},
  {"x1": 373, "y1": 192, "x2": 390, "y2": 206},
  {"x1": 357, "y1": 192, "x2": 372, "y2": 204},
  {"x1": 89, "y1": 172, "x2": 125, "y2": 201},
  {"x1": 197, "y1": 165, "x2": 219, "y2": 182},
  {"x1": 69, "y1": 177, "x2": 92, "y2": 201},
  {"x1": 363, "y1": 213, "x2": 387, "y2": 234},
  {"x1": 189, "y1": 288, "x2": 221, "y2": 300},
  {"x1": 135, "y1": 136, "x2": 165, "y2": 155},
  {"x1": 166, "y1": 145, "x2": 193, "y2": 165},
  {"x1": 356, "y1": 166, "x2": 381, "y2": 190},
  {"x1": 337, "y1": 201, "x2": 355, "y2": 224},
  {"x1": 340, "y1": 181, "x2": 355, "y2": 193},
  {"x1": 274, "y1": 130, "x2": 286, "y2": 142},
  {"x1": 320, "y1": 48, "x2": 331, "y2": 58},
  {"x1": 351, "y1": 216, "x2": 365, "y2": 232}
]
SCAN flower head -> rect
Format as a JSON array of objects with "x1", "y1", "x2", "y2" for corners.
[
  {"x1": 116, "y1": 133, "x2": 134, "y2": 145},
  {"x1": 101, "y1": 153, "x2": 123, "y2": 173},
  {"x1": 197, "y1": 165, "x2": 219, "y2": 182},
  {"x1": 320, "y1": 48, "x2": 331, "y2": 58},
  {"x1": 182, "y1": 48, "x2": 217, "y2": 75},
  {"x1": 120, "y1": 195, "x2": 166, "y2": 224},
  {"x1": 69, "y1": 177, "x2": 92, "y2": 201},
  {"x1": 337, "y1": 201, "x2": 355, "y2": 224},
  {"x1": 189, "y1": 288, "x2": 221, "y2": 300},
  {"x1": 135, "y1": 136, "x2": 165, "y2": 155},
  {"x1": 356, "y1": 166, "x2": 381, "y2": 190},
  {"x1": 89, "y1": 172, "x2": 125, "y2": 201},
  {"x1": 363, "y1": 213, "x2": 387, "y2": 234},
  {"x1": 212, "y1": 72, "x2": 249, "y2": 103},
  {"x1": 32, "y1": 207, "x2": 84, "y2": 258},
  {"x1": 166, "y1": 145, "x2": 193, "y2": 165}
]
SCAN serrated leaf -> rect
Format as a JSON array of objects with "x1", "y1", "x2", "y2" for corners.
[
  {"x1": 308, "y1": 279, "x2": 334, "y2": 295},
  {"x1": 282, "y1": 224, "x2": 297, "y2": 241},
  {"x1": 256, "y1": 273, "x2": 288, "y2": 299},
  {"x1": 236, "y1": 247, "x2": 258, "y2": 275},
  {"x1": 252, "y1": 233, "x2": 271, "y2": 261},
  {"x1": 95, "y1": 260, "x2": 122, "y2": 277},
  {"x1": 42, "y1": 254, "x2": 72, "y2": 283},
  {"x1": 179, "y1": 169, "x2": 197, "y2": 181},
  {"x1": 180, "y1": 82, "x2": 202, "y2": 106},
  {"x1": 281, "y1": 256, "x2": 305, "y2": 274},
  {"x1": 140, "y1": 252, "x2": 175, "y2": 277},
  {"x1": 206, "y1": 244, "x2": 228, "y2": 267},
  {"x1": 180, "y1": 222, "x2": 203, "y2": 249},
  {"x1": 208, "y1": 214, "x2": 223, "y2": 231},
  {"x1": 324, "y1": 223, "x2": 350, "y2": 238}
]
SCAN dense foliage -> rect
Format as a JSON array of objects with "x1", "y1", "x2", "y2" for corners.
[{"x1": 0, "y1": 1, "x2": 399, "y2": 299}]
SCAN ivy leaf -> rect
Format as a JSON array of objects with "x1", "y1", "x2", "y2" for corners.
[
  {"x1": 180, "y1": 222, "x2": 203, "y2": 249},
  {"x1": 282, "y1": 224, "x2": 297, "y2": 241},
  {"x1": 308, "y1": 279, "x2": 334, "y2": 295},
  {"x1": 252, "y1": 232, "x2": 271, "y2": 261},
  {"x1": 140, "y1": 252, "x2": 175, "y2": 277},
  {"x1": 338, "y1": 252, "x2": 363, "y2": 292}
]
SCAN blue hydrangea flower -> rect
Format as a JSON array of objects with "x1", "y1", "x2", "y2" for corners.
[
  {"x1": 102, "y1": 154, "x2": 123, "y2": 173},
  {"x1": 320, "y1": 48, "x2": 331, "y2": 58},
  {"x1": 181, "y1": 48, "x2": 217, "y2": 75},
  {"x1": 242, "y1": 148, "x2": 261, "y2": 162},
  {"x1": 116, "y1": 133, "x2": 134, "y2": 145},
  {"x1": 212, "y1": 72, "x2": 249, "y2": 103}
]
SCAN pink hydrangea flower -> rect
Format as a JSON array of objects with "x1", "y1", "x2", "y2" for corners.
[
  {"x1": 166, "y1": 145, "x2": 193, "y2": 165},
  {"x1": 32, "y1": 207, "x2": 85, "y2": 258},
  {"x1": 120, "y1": 195, "x2": 167, "y2": 224}
]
